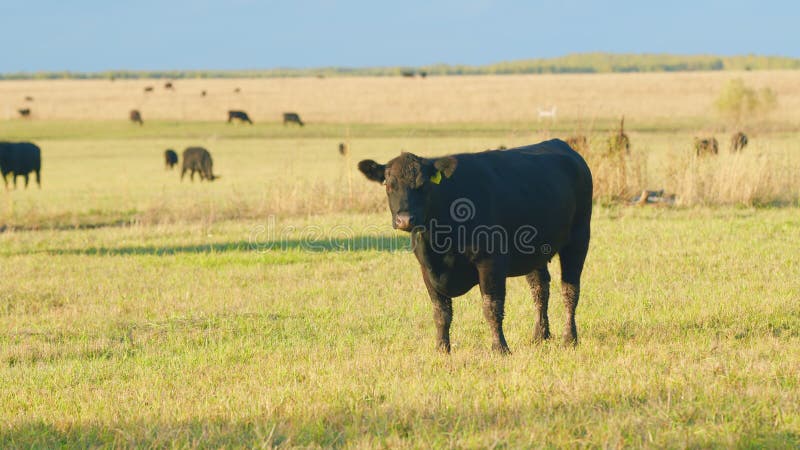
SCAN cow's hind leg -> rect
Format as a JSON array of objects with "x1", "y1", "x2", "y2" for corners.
[
  {"x1": 421, "y1": 269, "x2": 453, "y2": 353},
  {"x1": 35, "y1": 170, "x2": 41, "y2": 188},
  {"x1": 526, "y1": 267, "x2": 551, "y2": 343},
  {"x1": 23, "y1": 174, "x2": 29, "y2": 188},
  {"x1": 558, "y1": 221, "x2": 590, "y2": 347},
  {"x1": 478, "y1": 259, "x2": 511, "y2": 354}
]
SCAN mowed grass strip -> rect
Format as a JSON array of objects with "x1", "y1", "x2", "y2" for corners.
[{"x1": 1, "y1": 209, "x2": 798, "y2": 447}]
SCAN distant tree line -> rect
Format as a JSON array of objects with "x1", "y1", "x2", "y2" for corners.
[{"x1": 2, "y1": 53, "x2": 800, "y2": 80}]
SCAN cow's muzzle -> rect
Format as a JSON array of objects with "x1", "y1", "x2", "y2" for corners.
[{"x1": 394, "y1": 213, "x2": 414, "y2": 231}]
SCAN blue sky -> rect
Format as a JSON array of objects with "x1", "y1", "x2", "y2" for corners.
[{"x1": 1, "y1": 1, "x2": 797, "y2": 72}]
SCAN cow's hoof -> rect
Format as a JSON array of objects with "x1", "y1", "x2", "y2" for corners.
[
  {"x1": 562, "y1": 334, "x2": 578, "y2": 348},
  {"x1": 436, "y1": 342, "x2": 451, "y2": 354},
  {"x1": 532, "y1": 327, "x2": 551, "y2": 344},
  {"x1": 492, "y1": 343, "x2": 512, "y2": 355}
]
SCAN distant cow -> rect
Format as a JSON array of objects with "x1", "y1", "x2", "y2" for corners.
[
  {"x1": 565, "y1": 135, "x2": 588, "y2": 153},
  {"x1": 338, "y1": 142, "x2": 348, "y2": 156},
  {"x1": 144, "y1": 86, "x2": 154, "y2": 93},
  {"x1": 606, "y1": 117, "x2": 630, "y2": 155},
  {"x1": 358, "y1": 140, "x2": 593, "y2": 353},
  {"x1": 24, "y1": 96, "x2": 33, "y2": 102},
  {"x1": 227, "y1": 110, "x2": 253, "y2": 124},
  {"x1": 401, "y1": 70, "x2": 415, "y2": 78},
  {"x1": 164, "y1": 149, "x2": 178, "y2": 169},
  {"x1": 18, "y1": 108, "x2": 31, "y2": 118},
  {"x1": 419, "y1": 71, "x2": 428, "y2": 78},
  {"x1": 130, "y1": 109, "x2": 143, "y2": 125},
  {"x1": 201, "y1": 90, "x2": 207, "y2": 97},
  {"x1": 0, "y1": 142, "x2": 41, "y2": 189},
  {"x1": 181, "y1": 147, "x2": 218, "y2": 182},
  {"x1": 695, "y1": 137, "x2": 719, "y2": 157},
  {"x1": 234, "y1": 87, "x2": 241, "y2": 93},
  {"x1": 283, "y1": 112, "x2": 304, "y2": 127},
  {"x1": 164, "y1": 82, "x2": 174, "y2": 90},
  {"x1": 730, "y1": 132, "x2": 748, "y2": 153}
]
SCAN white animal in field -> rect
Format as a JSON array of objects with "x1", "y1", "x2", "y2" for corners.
[{"x1": 537, "y1": 106, "x2": 557, "y2": 122}]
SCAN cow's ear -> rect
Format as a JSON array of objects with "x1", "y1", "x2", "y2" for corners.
[
  {"x1": 434, "y1": 156, "x2": 458, "y2": 178},
  {"x1": 358, "y1": 159, "x2": 386, "y2": 183}
]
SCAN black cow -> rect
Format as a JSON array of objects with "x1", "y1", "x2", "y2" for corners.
[
  {"x1": 181, "y1": 147, "x2": 218, "y2": 182},
  {"x1": 144, "y1": 86, "x2": 154, "y2": 93},
  {"x1": 730, "y1": 132, "x2": 748, "y2": 153},
  {"x1": 419, "y1": 71, "x2": 428, "y2": 78},
  {"x1": 228, "y1": 110, "x2": 253, "y2": 124},
  {"x1": 358, "y1": 139, "x2": 593, "y2": 353},
  {"x1": 695, "y1": 137, "x2": 719, "y2": 157},
  {"x1": 164, "y1": 81, "x2": 174, "y2": 90},
  {"x1": 130, "y1": 109, "x2": 143, "y2": 125},
  {"x1": 18, "y1": 108, "x2": 31, "y2": 118},
  {"x1": 0, "y1": 142, "x2": 42, "y2": 189},
  {"x1": 283, "y1": 112, "x2": 304, "y2": 127},
  {"x1": 338, "y1": 142, "x2": 348, "y2": 156},
  {"x1": 164, "y1": 149, "x2": 178, "y2": 169}
]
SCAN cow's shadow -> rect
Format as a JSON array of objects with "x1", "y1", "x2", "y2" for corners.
[{"x1": 34, "y1": 235, "x2": 412, "y2": 256}]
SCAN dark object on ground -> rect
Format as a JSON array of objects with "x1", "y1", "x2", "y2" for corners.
[
  {"x1": 338, "y1": 142, "x2": 348, "y2": 156},
  {"x1": 0, "y1": 142, "x2": 42, "y2": 189},
  {"x1": 144, "y1": 86, "x2": 154, "y2": 93},
  {"x1": 357, "y1": 139, "x2": 593, "y2": 354},
  {"x1": 201, "y1": 90, "x2": 207, "y2": 97},
  {"x1": 730, "y1": 132, "x2": 748, "y2": 153},
  {"x1": 695, "y1": 137, "x2": 719, "y2": 156},
  {"x1": 164, "y1": 82, "x2": 174, "y2": 90},
  {"x1": 18, "y1": 108, "x2": 31, "y2": 118},
  {"x1": 181, "y1": 147, "x2": 218, "y2": 182},
  {"x1": 401, "y1": 70, "x2": 415, "y2": 77},
  {"x1": 129, "y1": 109, "x2": 143, "y2": 125},
  {"x1": 24, "y1": 96, "x2": 33, "y2": 102},
  {"x1": 234, "y1": 87, "x2": 241, "y2": 93},
  {"x1": 419, "y1": 71, "x2": 428, "y2": 78},
  {"x1": 227, "y1": 110, "x2": 253, "y2": 124},
  {"x1": 164, "y1": 149, "x2": 178, "y2": 169},
  {"x1": 283, "y1": 112, "x2": 304, "y2": 126},
  {"x1": 632, "y1": 189, "x2": 676, "y2": 206}
]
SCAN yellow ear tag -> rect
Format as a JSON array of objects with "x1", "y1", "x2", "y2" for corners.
[{"x1": 430, "y1": 171, "x2": 442, "y2": 184}]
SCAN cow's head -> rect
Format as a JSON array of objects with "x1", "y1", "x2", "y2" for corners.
[{"x1": 358, "y1": 152, "x2": 457, "y2": 231}]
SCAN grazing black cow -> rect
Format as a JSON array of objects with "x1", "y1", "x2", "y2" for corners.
[
  {"x1": 730, "y1": 132, "x2": 748, "y2": 153},
  {"x1": 18, "y1": 108, "x2": 31, "y2": 118},
  {"x1": 164, "y1": 81, "x2": 174, "y2": 90},
  {"x1": 695, "y1": 137, "x2": 719, "y2": 157},
  {"x1": 164, "y1": 149, "x2": 178, "y2": 169},
  {"x1": 283, "y1": 112, "x2": 304, "y2": 127},
  {"x1": 181, "y1": 147, "x2": 218, "y2": 182},
  {"x1": 338, "y1": 142, "x2": 348, "y2": 156},
  {"x1": 144, "y1": 86, "x2": 154, "y2": 93},
  {"x1": 0, "y1": 142, "x2": 42, "y2": 189},
  {"x1": 358, "y1": 139, "x2": 593, "y2": 353},
  {"x1": 129, "y1": 109, "x2": 143, "y2": 125},
  {"x1": 227, "y1": 110, "x2": 253, "y2": 124}
]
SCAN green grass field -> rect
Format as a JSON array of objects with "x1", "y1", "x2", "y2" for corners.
[{"x1": 1, "y1": 116, "x2": 800, "y2": 447}]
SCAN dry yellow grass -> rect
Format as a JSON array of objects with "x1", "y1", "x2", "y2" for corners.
[{"x1": 2, "y1": 71, "x2": 800, "y2": 124}]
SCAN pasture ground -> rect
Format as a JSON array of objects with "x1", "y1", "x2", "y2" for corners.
[{"x1": 1, "y1": 74, "x2": 799, "y2": 447}]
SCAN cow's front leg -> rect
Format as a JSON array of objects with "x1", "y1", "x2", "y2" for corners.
[
  {"x1": 421, "y1": 269, "x2": 452, "y2": 353},
  {"x1": 478, "y1": 260, "x2": 510, "y2": 354}
]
